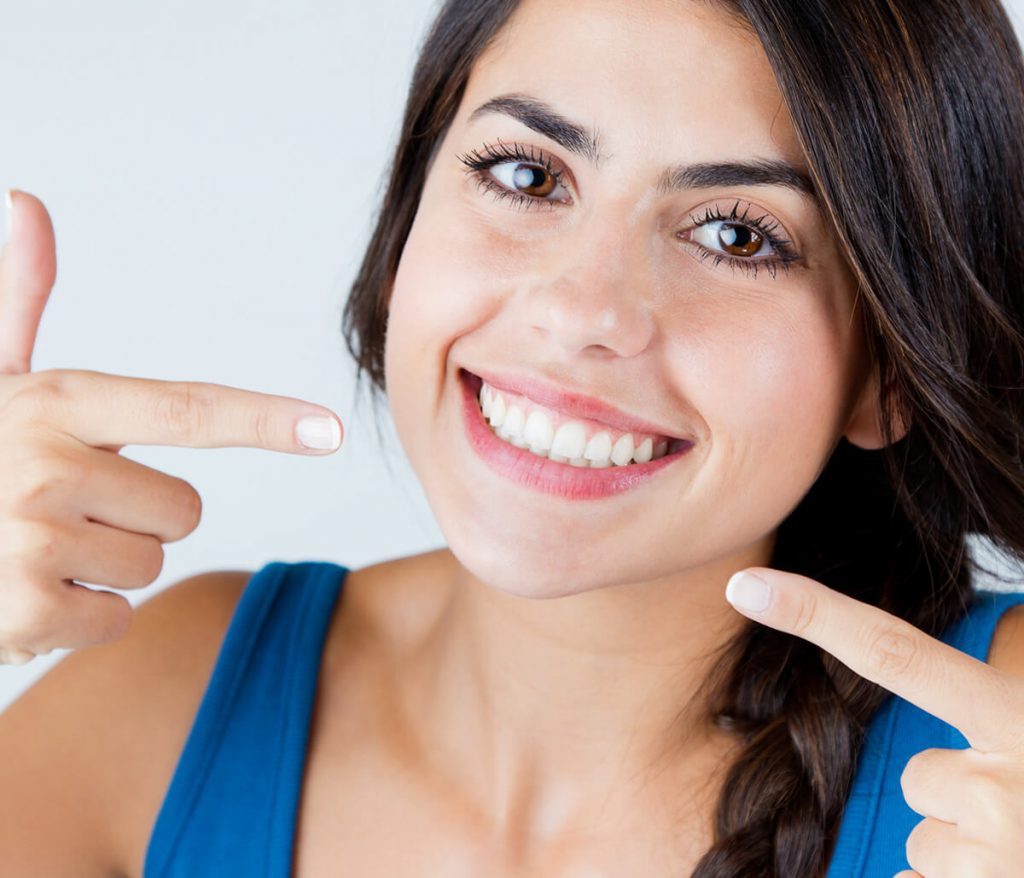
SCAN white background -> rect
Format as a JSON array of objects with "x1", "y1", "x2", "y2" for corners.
[{"x1": 2, "y1": 0, "x2": 1023, "y2": 711}]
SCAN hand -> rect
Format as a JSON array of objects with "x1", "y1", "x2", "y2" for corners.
[
  {"x1": 0, "y1": 190, "x2": 345, "y2": 665},
  {"x1": 724, "y1": 567, "x2": 1024, "y2": 878}
]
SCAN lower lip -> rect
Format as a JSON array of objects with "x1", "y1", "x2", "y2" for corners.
[{"x1": 458, "y1": 369, "x2": 694, "y2": 500}]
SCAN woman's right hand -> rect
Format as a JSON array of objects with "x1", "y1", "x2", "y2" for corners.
[{"x1": 0, "y1": 190, "x2": 345, "y2": 665}]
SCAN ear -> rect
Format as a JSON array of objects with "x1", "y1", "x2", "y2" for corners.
[{"x1": 842, "y1": 366, "x2": 911, "y2": 450}]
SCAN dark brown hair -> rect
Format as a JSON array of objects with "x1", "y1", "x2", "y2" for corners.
[{"x1": 341, "y1": 1, "x2": 1024, "y2": 874}]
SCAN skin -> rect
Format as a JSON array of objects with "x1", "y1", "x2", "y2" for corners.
[
  {"x1": 380, "y1": 0, "x2": 900, "y2": 857},
  {"x1": 725, "y1": 570, "x2": 1024, "y2": 878}
]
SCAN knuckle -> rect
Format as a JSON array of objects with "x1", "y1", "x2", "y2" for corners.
[
  {"x1": 9, "y1": 452, "x2": 85, "y2": 514},
  {"x1": 788, "y1": 590, "x2": 821, "y2": 639},
  {"x1": 250, "y1": 406, "x2": 275, "y2": 449},
  {"x1": 968, "y1": 768, "x2": 1008, "y2": 813},
  {"x1": 8, "y1": 369, "x2": 72, "y2": 418},
  {"x1": 0, "y1": 536, "x2": 36, "y2": 586},
  {"x1": 154, "y1": 383, "x2": 207, "y2": 441},
  {"x1": 0, "y1": 580, "x2": 58, "y2": 646},
  {"x1": 864, "y1": 624, "x2": 921, "y2": 679},
  {"x1": 31, "y1": 522, "x2": 64, "y2": 562},
  {"x1": 10, "y1": 519, "x2": 65, "y2": 565}
]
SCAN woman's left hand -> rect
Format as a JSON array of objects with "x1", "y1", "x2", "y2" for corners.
[{"x1": 724, "y1": 567, "x2": 1024, "y2": 878}]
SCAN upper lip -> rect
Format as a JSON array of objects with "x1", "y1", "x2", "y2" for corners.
[{"x1": 464, "y1": 367, "x2": 688, "y2": 441}]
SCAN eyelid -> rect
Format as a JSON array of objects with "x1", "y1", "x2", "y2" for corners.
[
  {"x1": 689, "y1": 200, "x2": 796, "y2": 254},
  {"x1": 458, "y1": 139, "x2": 577, "y2": 204},
  {"x1": 459, "y1": 142, "x2": 803, "y2": 279},
  {"x1": 679, "y1": 199, "x2": 803, "y2": 279}
]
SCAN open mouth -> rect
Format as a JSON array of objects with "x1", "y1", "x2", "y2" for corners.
[
  {"x1": 462, "y1": 368, "x2": 689, "y2": 467},
  {"x1": 458, "y1": 368, "x2": 693, "y2": 499}
]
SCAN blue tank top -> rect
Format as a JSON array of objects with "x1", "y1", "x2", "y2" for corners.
[{"x1": 143, "y1": 560, "x2": 1024, "y2": 877}]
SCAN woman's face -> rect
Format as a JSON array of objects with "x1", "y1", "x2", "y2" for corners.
[{"x1": 384, "y1": 0, "x2": 877, "y2": 598}]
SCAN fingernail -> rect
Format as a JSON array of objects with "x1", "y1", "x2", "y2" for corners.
[
  {"x1": 725, "y1": 571, "x2": 773, "y2": 613},
  {"x1": 2, "y1": 189, "x2": 13, "y2": 247},
  {"x1": 296, "y1": 415, "x2": 342, "y2": 451}
]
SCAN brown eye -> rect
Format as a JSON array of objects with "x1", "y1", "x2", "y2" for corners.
[
  {"x1": 490, "y1": 161, "x2": 563, "y2": 199},
  {"x1": 508, "y1": 164, "x2": 555, "y2": 196},
  {"x1": 718, "y1": 222, "x2": 763, "y2": 257},
  {"x1": 679, "y1": 202, "x2": 800, "y2": 279}
]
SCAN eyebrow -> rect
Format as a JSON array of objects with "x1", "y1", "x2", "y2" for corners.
[{"x1": 467, "y1": 93, "x2": 820, "y2": 205}]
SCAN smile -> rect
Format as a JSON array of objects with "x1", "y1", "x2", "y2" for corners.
[
  {"x1": 478, "y1": 379, "x2": 686, "y2": 467},
  {"x1": 459, "y1": 369, "x2": 694, "y2": 500}
]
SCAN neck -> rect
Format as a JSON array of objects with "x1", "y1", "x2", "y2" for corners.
[{"x1": 393, "y1": 542, "x2": 770, "y2": 845}]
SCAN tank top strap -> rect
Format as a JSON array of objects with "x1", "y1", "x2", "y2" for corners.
[
  {"x1": 144, "y1": 560, "x2": 348, "y2": 878},
  {"x1": 942, "y1": 588, "x2": 1024, "y2": 657},
  {"x1": 828, "y1": 587, "x2": 1024, "y2": 877}
]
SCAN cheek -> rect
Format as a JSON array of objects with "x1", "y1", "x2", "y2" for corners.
[
  {"x1": 384, "y1": 184, "x2": 514, "y2": 432},
  {"x1": 692, "y1": 302, "x2": 853, "y2": 485},
  {"x1": 388, "y1": 185, "x2": 514, "y2": 342}
]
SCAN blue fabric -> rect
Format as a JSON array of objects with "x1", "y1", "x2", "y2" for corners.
[
  {"x1": 144, "y1": 561, "x2": 348, "y2": 878},
  {"x1": 826, "y1": 588, "x2": 1024, "y2": 876},
  {"x1": 143, "y1": 561, "x2": 1024, "y2": 876}
]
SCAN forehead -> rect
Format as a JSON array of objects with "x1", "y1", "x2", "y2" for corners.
[{"x1": 461, "y1": 0, "x2": 803, "y2": 172}]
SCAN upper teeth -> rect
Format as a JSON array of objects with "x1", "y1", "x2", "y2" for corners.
[{"x1": 478, "y1": 381, "x2": 670, "y2": 467}]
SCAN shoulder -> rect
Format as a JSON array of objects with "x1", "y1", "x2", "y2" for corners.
[
  {"x1": 985, "y1": 599, "x2": 1024, "y2": 679},
  {"x1": 0, "y1": 569, "x2": 254, "y2": 878},
  {"x1": 319, "y1": 548, "x2": 455, "y2": 673}
]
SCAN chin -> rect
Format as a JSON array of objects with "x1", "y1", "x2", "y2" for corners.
[{"x1": 446, "y1": 534, "x2": 603, "y2": 600}]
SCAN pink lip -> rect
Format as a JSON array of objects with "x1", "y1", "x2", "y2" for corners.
[
  {"x1": 469, "y1": 367, "x2": 687, "y2": 441},
  {"x1": 459, "y1": 369, "x2": 694, "y2": 500}
]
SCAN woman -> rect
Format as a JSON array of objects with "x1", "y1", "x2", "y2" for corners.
[{"x1": 1, "y1": 0, "x2": 1023, "y2": 875}]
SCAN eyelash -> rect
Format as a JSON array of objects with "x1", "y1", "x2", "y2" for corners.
[
  {"x1": 456, "y1": 140, "x2": 802, "y2": 280},
  {"x1": 457, "y1": 139, "x2": 570, "y2": 212}
]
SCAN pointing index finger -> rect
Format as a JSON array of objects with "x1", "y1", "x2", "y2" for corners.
[
  {"x1": 725, "y1": 568, "x2": 1023, "y2": 753},
  {"x1": 32, "y1": 370, "x2": 343, "y2": 454}
]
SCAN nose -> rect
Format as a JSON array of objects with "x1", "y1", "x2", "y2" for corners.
[{"x1": 522, "y1": 216, "x2": 655, "y2": 359}]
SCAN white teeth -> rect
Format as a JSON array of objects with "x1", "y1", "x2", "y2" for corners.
[
  {"x1": 477, "y1": 380, "x2": 676, "y2": 468},
  {"x1": 498, "y1": 404, "x2": 527, "y2": 447},
  {"x1": 550, "y1": 421, "x2": 587, "y2": 459},
  {"x1": 583, "y1": 432, "x2": 613, "y2": 467},
  {"x1": 523, "y1": 410, "x2": 554, "y2": 454},
  {"x1": 488, "y1": 392, "x2": 506, "y2": 427},
  {"x1": 633, "y1": 437, "x2": 653, "y2": 464},
  {"x1": 610, "y1": 433, "x2": 634, "y2": 467}
]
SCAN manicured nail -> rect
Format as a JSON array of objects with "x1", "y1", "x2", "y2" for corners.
[
  {"x1": 725, "y1": 571, "x2": 773, "y2": 613},
  {"x1": 296, "y1": 415, "x2": 342, "y2": 451},
  {"x1": 3, "y1": 189, "x2": 13, "y2": 245}
]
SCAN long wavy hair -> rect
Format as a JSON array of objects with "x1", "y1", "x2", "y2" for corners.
[{"x1": 340, "y1": 1, "x2": 1024, "y2": 874}]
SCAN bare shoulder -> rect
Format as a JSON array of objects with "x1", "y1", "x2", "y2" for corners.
[
  {"x1": 331, "y1": 548, "x2": 459, "y2": 664},
  {"x1": 0, "y1": 569, "x2": 254, "y2": 878},
  {"x1": 986, "y1": 602, "x2": 1024, "y2": 679}
]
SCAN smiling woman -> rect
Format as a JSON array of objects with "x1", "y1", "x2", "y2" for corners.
[
  {"x1": 337, "y1": 0, "x2": 1024, "y2": 875},
  {"x1": 2, "y1": 1, "x2": 1024, "y2": 877}
]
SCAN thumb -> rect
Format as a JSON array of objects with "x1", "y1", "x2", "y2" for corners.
[{"x1": 0, "y1": 189, "x2": 58, "y2": 374}]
